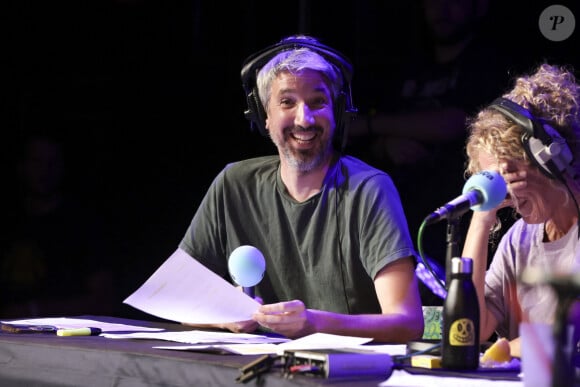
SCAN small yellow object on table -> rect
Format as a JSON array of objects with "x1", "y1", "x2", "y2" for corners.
[
  {"x1": 411, "y1": 355, "x2": 442, "y2": 369},
  {"x1": 481, "y1": 337, "x2": 511, "y2": 364}
]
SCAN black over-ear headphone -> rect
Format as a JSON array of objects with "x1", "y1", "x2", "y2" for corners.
[
  {"x1": 240, "y1": 36, "x2": 358, "y2": 151},
  {"x1": 488, "y1": 97, "x2": 575, "y2": 182}
]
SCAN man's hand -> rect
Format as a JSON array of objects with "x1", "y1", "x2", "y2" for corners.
[{"x1": 253, "y1": 300, "x2": 314, "y2": 338}]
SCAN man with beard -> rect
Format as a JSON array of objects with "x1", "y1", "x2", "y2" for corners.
[{"x1": 176, "y1": 35, "x2": 424, "y2": 343}]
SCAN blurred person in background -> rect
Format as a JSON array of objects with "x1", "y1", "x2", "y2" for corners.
[
  {"x1": 0, "y1": 131, "x2": 117, "y2": 318},
  {"x1": 348, "y1": 0, "x2": 514, "y2": 304}
]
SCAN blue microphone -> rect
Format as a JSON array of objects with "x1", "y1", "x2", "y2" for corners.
[
  {"x1": 228, "y1": 245, "x2": 266, "y2": 298},
  {"x1": 424, "y1": 170, "x2": 507, "y2": 225}
]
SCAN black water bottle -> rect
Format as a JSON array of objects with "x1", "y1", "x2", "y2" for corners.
[{"x1": 441, "y1": 257, "x2": 480, "y2": 370}]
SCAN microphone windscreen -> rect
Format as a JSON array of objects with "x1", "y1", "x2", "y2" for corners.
[
  {"x1": 228, "y1": 245, "x2": 266, "y2": 287},
  {"x1": 462, "y1": 170, "x2": 507, "y2": 211}
]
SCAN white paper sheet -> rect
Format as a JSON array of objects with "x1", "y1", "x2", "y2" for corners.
[
  {"x1": 152, "y1": 332, "x2": 377, "y2": 355},
  {"x1": 154, "y1": 342, "x2": 408, "y2": 356},
  {"x1": 274, "y1": 332, "x2": 373, "y2": 353},
  {"x1": 102, "y1": 329, "x2": 288, "y2": 344},
  {"x1": 123, "y1": 248, "x2": 260, "y2": 324},
  {"x1": 380, "y1": 369, "x2": 523, "y2": 386},
  {"x1": 154, "y1": 343, "x2": 279, "y2": 355}
]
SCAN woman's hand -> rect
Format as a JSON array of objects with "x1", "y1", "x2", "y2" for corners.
[{"x1": 499, "y1": 159, "x2": 551, "y2": 222}]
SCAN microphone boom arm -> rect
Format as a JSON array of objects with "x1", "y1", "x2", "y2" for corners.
[{"x1": 444, "y1": 215, "x2": 462, "y2": 290}]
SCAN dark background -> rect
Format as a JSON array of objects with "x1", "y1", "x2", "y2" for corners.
[{"x1": 2, "y1": 0, "x2": 579, "y2": 317}]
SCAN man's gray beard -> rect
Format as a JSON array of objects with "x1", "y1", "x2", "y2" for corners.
[
  {"x1": 282, "y1": 144, "x2": 334, "y2": 173},
  {"x1": 283, "y1": 148, "x2": 322, "y2": 172}
]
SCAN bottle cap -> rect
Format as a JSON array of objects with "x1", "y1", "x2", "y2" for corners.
[{"x1": 451, "y1": 257, "x2": 473, "y2": 274}]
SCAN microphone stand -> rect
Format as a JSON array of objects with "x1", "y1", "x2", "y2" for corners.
[
  {"x1": 243, "y1": 287, "x2": 255, "y2": 299},
  {"x1": 445, "y1": 215, "x2": 462, "y2": 290}
]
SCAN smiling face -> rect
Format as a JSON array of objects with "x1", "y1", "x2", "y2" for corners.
[
  {"x1": 265, "y1": 69, "x2": 336, "y2": 173},
  {"x1": 449, "y1": 317, "x2": 475, "y2": 346}
]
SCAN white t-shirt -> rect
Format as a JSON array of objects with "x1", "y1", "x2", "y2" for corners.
[{"x1": 485, "y1": 219, "x2": 579, "y2": 339}]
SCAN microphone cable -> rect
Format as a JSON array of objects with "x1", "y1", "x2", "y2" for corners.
[{"x1": 416, "y1": 218, "x2": 447, "y2": 298}]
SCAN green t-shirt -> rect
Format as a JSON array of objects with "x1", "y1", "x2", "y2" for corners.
[{"x1": 179, "y1": 155, "x2": 416, "y2": 314}]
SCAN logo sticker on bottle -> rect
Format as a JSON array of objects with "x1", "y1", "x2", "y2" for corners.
[{"x1": 448, "y1": 318, "x2": 475, "y2": 346}]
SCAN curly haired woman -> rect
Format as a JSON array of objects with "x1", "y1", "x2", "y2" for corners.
[{"x1": 461, "y1": 63, "x2": 580, "y2": 361}]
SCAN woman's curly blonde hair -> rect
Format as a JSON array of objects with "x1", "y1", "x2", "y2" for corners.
[{"x1": 465, "y1": 63, "x2": 580, "y2": 192}]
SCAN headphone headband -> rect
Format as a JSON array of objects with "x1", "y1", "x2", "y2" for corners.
[
  {"x1": 488, "y1": 98, "x2": 552, "y2": 144},
  {"x1": 241, "y1": 37, "x2": 354, "y2": 88}
]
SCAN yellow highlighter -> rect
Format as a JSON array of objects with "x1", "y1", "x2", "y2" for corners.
[{"x1": 56, "y1": 327, "x2": 102, "y2": 337}]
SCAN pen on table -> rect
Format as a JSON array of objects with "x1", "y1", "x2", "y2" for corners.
[
  {"x1": 1, "y1": 324, "x2": 57, "y2": 334},
  {"x1": 56, "y1": 327, "x2": 102, "y2": 337}
]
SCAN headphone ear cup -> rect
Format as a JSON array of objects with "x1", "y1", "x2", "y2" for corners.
[
  {"x1": 521, "y1": 124, "x2": 574, "y2": 181},
  {"x1": 521, "y1": 131, "x2": 549, "y2": 175},
  {"x1": 244, "y1": 87, "x2": 268, "y2": 136},
  {"x1": 541, "y1": 123, "x2": 574, "y2": 180}
]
